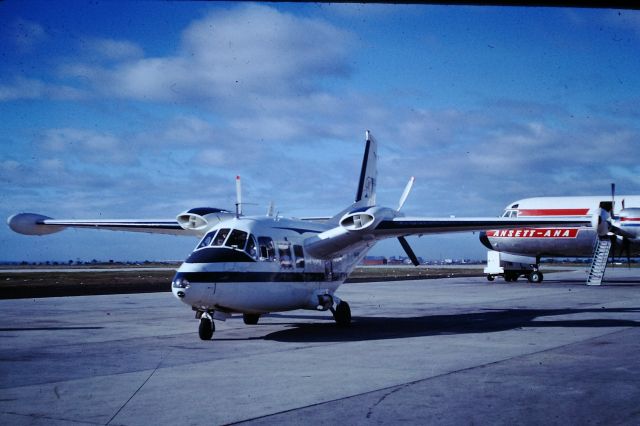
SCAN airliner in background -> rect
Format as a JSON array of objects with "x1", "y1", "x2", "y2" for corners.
[
  {"x1": 481, "y1": 190, "x2": 640, "y2": 284},
  {"x1": 8, "y1": 131, "x2": 592, "y2": 340}
]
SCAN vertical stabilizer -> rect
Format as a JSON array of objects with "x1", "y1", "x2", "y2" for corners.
[{"x1": 355, "y1": 130, "x2": 377, "y2": 206}]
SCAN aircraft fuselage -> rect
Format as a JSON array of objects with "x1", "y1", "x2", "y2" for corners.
[
  {"x1": 480, "y1": 195, "x2": 640, "y2": 258},
  {"x1": 171, "y1": 216, "x2": 370, "y2": 315}
]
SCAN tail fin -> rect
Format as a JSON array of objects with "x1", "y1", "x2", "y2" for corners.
[
  {"x1": 354, "y1": 130, "x2": 377, "y2": 207},
  {"x1": 328, "y1": 130, "x2": 378, "y2": 225}
]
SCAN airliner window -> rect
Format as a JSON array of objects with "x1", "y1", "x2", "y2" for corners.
[
  {"x1": 214, "y1": 228, "x2": 230, "y2": 246},
  {"x1": 196, "y1": 230, "x2": 217, "y2": 249},
  {"x1": 258, "y1": 237, "x2": 275, "y2": 261},
  {"x1": 225, "y1": 229, "x2": 248, "y2": 249},
  {"x1": 293, "y1": 245, "x2": 305, "y2": 268},
  {"x1": 246, "y1": 235, "x2": 258, "y2": 259},
  {"x1": 278, "y1": 243, "x2": 293, "y2": 268},
  {"x1": 502, "y1": 211, "x2": 510, "y2": 218}
]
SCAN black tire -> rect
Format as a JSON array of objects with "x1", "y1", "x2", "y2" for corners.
[
  {"x1": 487, "y1": 275, "x2": 495, "y2": 282},
  {"x1": 528, "y1": 271, "x2": 542, "y2": 283},
  {"x1": 333, "y1": 301, "x2": 351, "y2": 327},
  {"x1": 243, "y1": 313, "x2": 260, "y2": 325},
  {"x1": 198, "y1": 317, "x2": 214, "y2": 340}
]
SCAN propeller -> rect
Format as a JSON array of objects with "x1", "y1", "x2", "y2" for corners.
[
  {"x1": 622, "y1": 237, "x2": 632, "y2": 268},
  {"x1": 397, "y1": 176, "x2": 415, "y2": 211},
  {"x1": 611, "y1": 182, "x2": 616, "y2": 215},
  {"x1": 396, "y1": 177, "x2": 420, "y2": 266},
  {"x1": 235, "y1": 175, "x2": 242, "y2": 217}
]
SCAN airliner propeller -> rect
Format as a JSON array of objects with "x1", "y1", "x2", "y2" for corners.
[
  {"x1": 607, "y1": 183, "x2": 634, "y2": 268},
  {"x1": 396, "y1": 177, "x2": 420, "y2": 266}
]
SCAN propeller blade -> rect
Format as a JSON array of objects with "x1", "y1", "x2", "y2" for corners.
[
  {"x1": 610, "y1": 234, "x2": 617, "y2": 267},
  {"x1": 235, "y1": 175, "x2": 242, "y2": 217},
  {"x1": 397, "y1": 177, "x2": 415, "y2": 211},
  {"x1": 623, "y1": 237, "x2": 631, "y2": 269},
  {"x1": 266, "y1": 201, "x2": 275, "y2": 217},
  {"x1": 611, "y1": 182, "x2": 616, "y2": 215},
  {"x1": 398, "y1": 236, "x2": 420, "y2": 266}
]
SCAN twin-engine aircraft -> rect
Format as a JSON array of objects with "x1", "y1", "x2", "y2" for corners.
[
  {"x1": 480, "y1": 190, "x2": 640, "y2": 283},
  {"x1": 9, "y1": 131, "x2": 592, "y2": 340}
]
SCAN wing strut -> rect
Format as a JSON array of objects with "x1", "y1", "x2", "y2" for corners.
[{"x1": 398, "y1": 236, "x2": 420, "y2": 266}]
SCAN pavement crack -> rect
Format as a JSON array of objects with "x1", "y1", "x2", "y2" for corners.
[
  {"x1": 365, "y1": 385, "x2": 406, "y2": 419},
  {"x1": 106, "y1": 347, "x2": 174, "y2": 425}
]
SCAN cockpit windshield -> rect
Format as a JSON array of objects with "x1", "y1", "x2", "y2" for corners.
[
  {"x1": 194, "y1": 228, "x2": 258, "y2": 259},
  {"x1": 214, "y1": 228, "x2": 230, "y2": 245},
  {"x1": 225, "y1": 229, "x2": 248, "y2": 249}
]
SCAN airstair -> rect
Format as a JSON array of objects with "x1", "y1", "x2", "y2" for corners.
[{"x1": 586, "y1": 237, "x2": 612, "y2": 286}]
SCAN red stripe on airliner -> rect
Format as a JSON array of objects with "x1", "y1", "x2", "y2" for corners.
[
  {"x1": 486, "y1": 228, "x2": 579, "y2": 238},
  {"x1": 621, "y1": 217, "x2": 640, "y2": 222},
  {"x1": 517, "y1": 208, "x2": 590, "y2": 216}
]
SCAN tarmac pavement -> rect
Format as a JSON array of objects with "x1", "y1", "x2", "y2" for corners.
[{"x1": 1, "y1": 267, "x2": 639, "y2": 425}]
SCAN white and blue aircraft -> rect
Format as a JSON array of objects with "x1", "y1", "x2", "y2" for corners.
[{"x1": 8, "y1": 131, "x2": 592, "y2": 340}]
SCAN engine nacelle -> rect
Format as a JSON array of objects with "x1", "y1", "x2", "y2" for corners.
[
  {"x1": 616, "y1": 208, "x2": 640, "y2": 239},
  {"x1": 176, "y1": 207, "x2": 234, "y2": 231},
  {"x1": 339, "y1": 211, "x2": 375, "y2": 231}
]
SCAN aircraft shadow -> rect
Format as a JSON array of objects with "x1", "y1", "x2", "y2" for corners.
[{"x1": 261, "y1": 307, "x2": 640, "y2": 343}]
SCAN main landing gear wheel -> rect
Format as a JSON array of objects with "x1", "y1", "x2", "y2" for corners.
[
  {"x1": 199, "y1": 317, "x2": 214, "y2": 340},
  {"x1": 333, "y1": 301, "x2": 351, "y2": 327},
  {"x1": 487, "y1": 275, "x2": 495, "y2": 282},
  {"x1": 243, "y1": 313, "x2": 260, "y2": 325},
  {"x1": 528, "y1": 271, "x2": 543, "y2": 283}
]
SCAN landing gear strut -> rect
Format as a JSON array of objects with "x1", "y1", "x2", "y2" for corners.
[
  {"x1": 198, "y1": 315, "x2": 215, "y2": 340},
  {"x1": 331, "y1": 301, "x2": 351, "y2": 327}
]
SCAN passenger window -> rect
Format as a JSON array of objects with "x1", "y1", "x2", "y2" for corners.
[
  {"x1": 278, "y1": 243, "x2": 292, "y2": 268},
  {"x1": 258, "y1": 237, "x2": 275, "y2": 261},
  {"x1": 245, "y1": 235, "x2": 258, "y2": 259},
  {"x1": 225, "y1": 229, "x2": 248, "y2": 249},
  {"x1": 213, "y1": 228, "x2": 230, "y2": 246},
  {"x1": 293, "y1": 245, "x2": 305, "y2": 268},
  {"x1": 196, "y1": 230, "x2": 217, "y2": 249}
]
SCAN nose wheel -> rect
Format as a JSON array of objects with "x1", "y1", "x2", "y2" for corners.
[
  {"x1": 198, "y1": 315, "x2": 215, "y2": 340},
  {"x1": 331, "y1": 301, "x2": 352, "y2": 327}
]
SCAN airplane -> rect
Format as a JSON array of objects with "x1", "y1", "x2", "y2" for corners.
[
  {"x1": 480, "y1": 188, "x2": 640, "y2": 284},
  {"x1": 8, "y1": 131, "x2": 593, "y2": 340}
]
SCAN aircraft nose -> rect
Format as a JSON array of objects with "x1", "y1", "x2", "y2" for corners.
[{"x1": 479, "y1": 231, "x2": 493, "y2": 250}]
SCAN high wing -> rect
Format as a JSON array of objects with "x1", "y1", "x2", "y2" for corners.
[
  {"x1": 372, "y1": 216, "x2": 593, "y2": 236},
  {"x1": 303, "y1": 207, "x2": 593, "y2": 260},
  {"x1": 8, "y1": 213, "x2": 200, "y2": 236}
]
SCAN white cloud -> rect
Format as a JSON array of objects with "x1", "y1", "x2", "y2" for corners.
[
  {"x1": 8, "y1": 18, "x2": 46, "y2": 52},
  {"x1": 41, "y1": 128, "x2": 137, "y2": 165},
  {"x1": 0, "y1": 77, "x2": 86, "y2": 101},
  {"x1": 59, "y1": 4, "x2": 355, "y2": 106},
  {"x1": 83, "y1": 38, "x2": 144, "y2": 61}
]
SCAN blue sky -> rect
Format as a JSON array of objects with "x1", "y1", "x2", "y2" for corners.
[{"x1": 1, "y1": 2, "x2": 639, "y2": 262}]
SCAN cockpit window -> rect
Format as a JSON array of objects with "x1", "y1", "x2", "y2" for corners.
[
  {"x1": 214, "y1": 228, "x2": 230, "y2": 246},
  {"x1": 196, "y1": 230, "x2": 216, "y2": 249},
  {"x1": 502, "y1": 210, "x2": 518, "y2": 218},
  {"x1": 245, "y1": 234, "x2": 258, "y2": 259},
  {"x1": 258, "y1": 237, "x2": 275, "y2": 261},
  {"x1": 225, "y1": 229, "x2": 248, "y2": 249}
]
